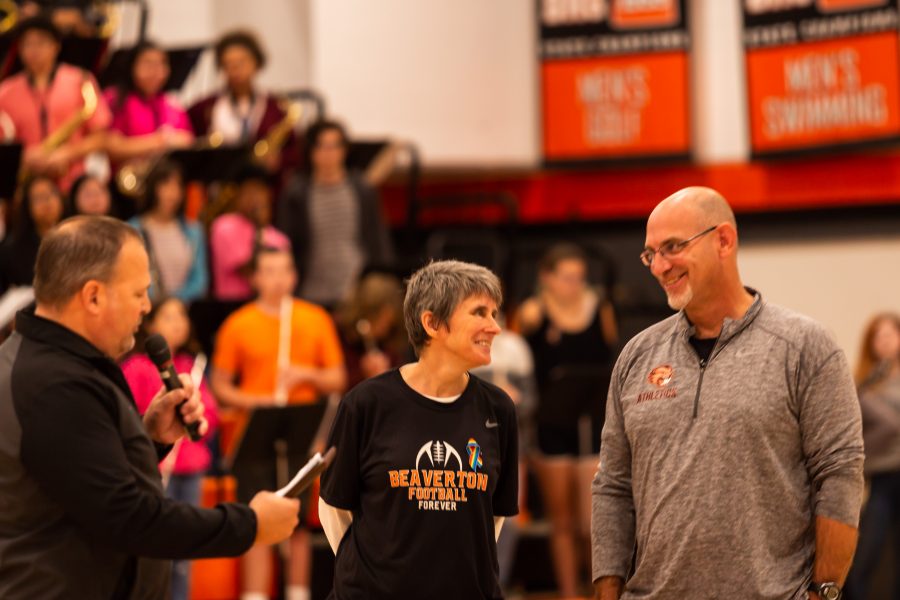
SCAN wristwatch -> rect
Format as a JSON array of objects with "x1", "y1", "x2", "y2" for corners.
[{"x1": 808, "y1": 581, "x2": 841, "y2": 600}]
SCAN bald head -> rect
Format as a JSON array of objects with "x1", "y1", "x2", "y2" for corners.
[
  {"x1": 650, "y1": 187, "x2": 736, "y2": 231},
  {"x1": 644, "y1": 187, "x2": 746, "y2": 313}
]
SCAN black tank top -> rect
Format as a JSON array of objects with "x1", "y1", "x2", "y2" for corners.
[{"x1": 525, "y1": 302, "x2": 613, "y2": 393}]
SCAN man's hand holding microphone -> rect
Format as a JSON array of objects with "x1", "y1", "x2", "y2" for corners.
[{"x1": 142, "y1": 334, "x2": 302, "y2": 546}]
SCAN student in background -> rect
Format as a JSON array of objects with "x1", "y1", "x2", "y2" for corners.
[
  {"x1": 333, "y1": 272, "x2": 408, "y2": 389},
  {"x1": 209, "y1": 163, "x2": 289, "y2": 303},
  {"x1": 67, "y1": 173, "x2": 113, "y2": 217},
  {"x1": 518, "y1": 242, "x2": 618, "y2": 597},
  {"x1": 277, "y1": 120, "x2": 394, "y2": 311},
  {"x1": 0, "y1": 16, "x2": 111, "y2": 191},
  {"x1": 847, "y1": 313, "x2": 900, "y2": 600},
  {"x1": 211, "y1": 246, "x2": 345, "y2": 600},
  {"x1": 121, "y1": 296, "x2": 218, "y2": 600},
  {"x1": 105, "y1": 40, "x2": 194, "y2": 217},
  {"x1": 128, "y1": 159, "x2": 207, "y2": 304},
  {"x1": 188, "y1": 29, "x2": 300, "y2": 187},
  {"x1": 0, "y1": 175, "x2": 65, "y2": 293}
]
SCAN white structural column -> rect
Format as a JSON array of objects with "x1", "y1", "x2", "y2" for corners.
[{"x1": 690, "y1": 0, "x2": 750, "y2": 164}]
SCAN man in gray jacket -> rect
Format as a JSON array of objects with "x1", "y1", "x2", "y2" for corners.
[{"x1": 592, "y1": 187, "x2": 864, "y2": 600}]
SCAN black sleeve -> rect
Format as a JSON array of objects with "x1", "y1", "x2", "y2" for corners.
[
  {"x1": 319, "y1": 392, "x2": 361, "y2": 510},
  {"x1": 358, "y1": 181, "x2": 395, "y2": 268},
  {"x1": 17, "y1": 380, "x2": 257, "y2": 560},
  {"x1": 492, "y1": 397, "x2": 519, "y2": 517}
]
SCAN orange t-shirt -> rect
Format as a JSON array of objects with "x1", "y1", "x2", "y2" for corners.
[
  {"x1": 213, "y1": 299, "x2": 345, "y2": 455},
  {"x1": 213, "y1": 299, "x2": 344, "y2": 403}
]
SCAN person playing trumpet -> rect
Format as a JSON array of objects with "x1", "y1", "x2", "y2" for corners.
[{"x1": 188, "y1": 29, "x2": 301, "y2": 187}]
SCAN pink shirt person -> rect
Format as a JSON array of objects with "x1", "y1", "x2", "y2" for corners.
[
  {"x1": 121, "y1": 352, "x2": 218, "y2": 476},
  {"x1": 209, "y1": 212, "x2": 291, "y2": 301},
  {"x1": 104, "y1": 88, "x2": 192, "y2": 137}
]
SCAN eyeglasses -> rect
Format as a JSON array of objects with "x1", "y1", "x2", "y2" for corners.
[{"x1": 640, "y1": 225, "x2": 718, "y2": 267}]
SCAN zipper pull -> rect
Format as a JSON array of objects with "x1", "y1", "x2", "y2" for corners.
[{"x1": 699, "y1": 359, "x2": 707, "y2": 369}]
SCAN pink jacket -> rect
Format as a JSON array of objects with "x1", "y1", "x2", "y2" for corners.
[{"x1": 121, "y1": 352, "x2": 218, "y2": 476}]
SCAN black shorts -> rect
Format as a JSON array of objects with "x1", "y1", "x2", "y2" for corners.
[{"x1": 536, "y1": 420, "x2": 601, "y2": 457}]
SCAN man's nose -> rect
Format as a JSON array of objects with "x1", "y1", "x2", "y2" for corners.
[{"x1": 650, "y1": 252, "x2": 673, "y2": 278}]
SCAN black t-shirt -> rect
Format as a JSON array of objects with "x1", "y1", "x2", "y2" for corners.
[
  {"x1": 689, "y1": 336, "x2": 717, "y2": 362},
  {"x1": 320, "y1": 369, "x2": 519, "y2": 600}
]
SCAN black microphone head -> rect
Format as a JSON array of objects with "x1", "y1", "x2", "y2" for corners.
[{"x1": 145, "y1": 333, "x2": 173, "y2": 368}]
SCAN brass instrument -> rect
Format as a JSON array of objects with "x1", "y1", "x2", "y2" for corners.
[
  {"x1": 19, "y1": 78, "x2": 97, "y2": 182},
  {"x1": 43, "y1": 79, "x2": 98, "y2": 152},
  {"x1": 116, "y1": 132, "x2": 224, "y2": 198},
  {"x1": 252, "y1": 101, "x2": 302, "y2": 162},
  {"x1": 0, "y1": 0, "x2": 17, "y2": 35},
  {"x1": 93, "y1": 0, "x2": 120, "y2": 39}
]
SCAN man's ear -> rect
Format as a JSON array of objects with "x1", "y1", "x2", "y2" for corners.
[
  {"x1": 717, "y1": 223, "x2": 738, "y2": 257},
  {"x1": 79, "y1": 280, "x2": 103, "y2": 316}
]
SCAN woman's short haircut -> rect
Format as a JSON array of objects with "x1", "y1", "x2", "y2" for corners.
[
  {"x1": 214, "y1": 29, "x2": 266, "y2": 69},
  {"x1": 403, "y1": 260, "x2": 502, "y2": 356},
  {"x1": 34, "y1": 216, "x2": 141, "y2": 309}
]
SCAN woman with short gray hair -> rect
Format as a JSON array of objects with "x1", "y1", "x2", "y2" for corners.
[{"x1": 319, "y1": 259, "x2": 519, "y2": 599}]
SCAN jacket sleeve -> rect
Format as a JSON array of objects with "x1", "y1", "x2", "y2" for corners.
[
  {"x1": 357, "y1": 178, "x2": 395, "y2": 268},
  {"x1": 591, "y1": 352, "x2": 636, "y2": 582},
  {"x1": 274, "y1": 177, "x2": 309, "y2": 280},
  {"x1": 797, "y1": 332, "x2": 865, "y2": 527},
  {"x1": 17, "y1": 378, "x2": 257, "y2": 559}
]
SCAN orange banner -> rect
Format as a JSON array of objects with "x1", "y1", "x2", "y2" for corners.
[
  {"x1": 542, "y1": 52, "x2": 690, "y2": 160},
  {"x1": 817, "y1": 0, "x2": 887, "y2": 11},
  {"x1": 746, "y1": 32, "x2": 900, "y2": 152},
  {"x1": 611, "y1": 0, "x2": 680, "y2": 29}
]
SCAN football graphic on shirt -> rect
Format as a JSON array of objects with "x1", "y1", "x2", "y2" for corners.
[{"x1": 415, "y1": 440, "x2": 463, "y2": 470}]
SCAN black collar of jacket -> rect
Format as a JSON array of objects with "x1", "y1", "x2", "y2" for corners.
[{"x1": 15, "y1": 303, "x2": 134, "y2": 396}]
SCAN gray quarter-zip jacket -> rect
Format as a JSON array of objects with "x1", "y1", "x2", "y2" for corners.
[{"x1": 592, "y1": 291, "x2": 864, "y2": 600}]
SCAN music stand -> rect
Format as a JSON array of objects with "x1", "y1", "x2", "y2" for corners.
[
  {"x1": 346, "y1": 139, "x2": 389, "y2": 172},
  {"x1": 229, "y1": 402, "x2": 328, "y2": 491},
  {"x1": 0, "y1": 143, "x2": 22, "y2": 201},
  {"x1": 168, "y1": 145, "x2": 251, "y2": 183},
  {"x1": 98, "y1": 45, "x2": 205, "y2": 91},
  {"x1": 229, "y1": 402, "x2": 327, "y2": 600},
  {"x1": 1, "y1": 35, "x2": 109, "y2": 79}
]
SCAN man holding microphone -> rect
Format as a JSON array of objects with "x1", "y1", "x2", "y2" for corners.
[{"x1": 0, "y1": 216, "x2": 300, "y2": 599}]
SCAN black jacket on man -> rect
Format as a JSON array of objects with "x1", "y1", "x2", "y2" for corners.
[{"x1": 0, "y1": 307, "x2": 256, "y2": 599}]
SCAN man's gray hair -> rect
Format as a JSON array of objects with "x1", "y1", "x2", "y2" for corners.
[
  {"x1": 33, "y1": 216, "x2": 142, "y2": 308},
  {"x1": 403, "y1": 260, "x2": 503, "y2": 355}
]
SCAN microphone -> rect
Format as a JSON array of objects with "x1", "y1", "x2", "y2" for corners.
[{"x1": 145, "y1": 333, "x2": 202, "y2": 442}]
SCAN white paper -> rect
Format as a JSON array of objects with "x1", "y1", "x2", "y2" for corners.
[{"x1": 275, "y1": 452, "x2": 323, "y2": 498}]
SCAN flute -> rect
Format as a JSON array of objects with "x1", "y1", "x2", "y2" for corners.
[{"x1": 274, "y1": 295, "x2": 291, "y2": 406}]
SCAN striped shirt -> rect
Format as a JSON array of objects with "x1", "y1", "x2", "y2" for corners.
[{"x1": 301, "y1": 180, "x2": 363, "y2": 306}]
